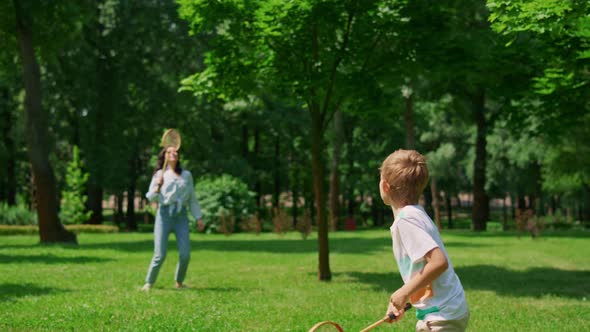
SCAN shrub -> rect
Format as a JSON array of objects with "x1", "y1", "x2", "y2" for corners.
[
  {"x1": 59, "y1": 146, "x2": 92, "y2": 224},
  {"x1": 295, "y1": 209, "x2": 312, "y2": 239},
  {"x1": 0, "y1": 203, "x2": 37, "y2": 225},
  {"x1": 272, "y1": 207, "x2": 292, "y2": 234},
  {"x1": 65, "y1": 224, "x2": 119, "y2": 234},
  {"x1": 239, "y1": 213, "x2": 262, "y2": 235},
  {"x1": 0, "y1": 224, "x2": 119, "y2": 236},
  {"x1": 195, "y1": 174, "x2": 256, "y2": 234},
  {"x1": 0, "y1": 225, "x2": 38, "y2": 235}
]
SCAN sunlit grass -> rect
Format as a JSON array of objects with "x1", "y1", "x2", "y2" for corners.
[{"x1": 1, "y1": 229, "x2": 589, "y2": 331}]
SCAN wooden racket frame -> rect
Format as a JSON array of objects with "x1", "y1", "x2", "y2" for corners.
[
  {"x1": 308, "y1": 321, "x2": 344, "y2": 332},
  {"x1": 308, "y1": 303, "x2": 412, "y2": 332},
  {"x1": 157, "y1": 128, "x2": 181, "y2": 192}
]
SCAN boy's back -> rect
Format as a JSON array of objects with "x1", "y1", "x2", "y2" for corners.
[
  {"x1": 379, "y1": 149, "x2": 469, "y2": 331},
  {"x1": 390, "y1": 205, "x2": 468, "y2": 322}
]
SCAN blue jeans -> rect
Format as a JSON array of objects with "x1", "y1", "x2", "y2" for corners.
[{"x1": 145, "y1": 206, "x2": 191, "y2": 284}]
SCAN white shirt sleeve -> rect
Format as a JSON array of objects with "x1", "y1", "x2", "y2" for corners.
[
  {"x1": 397, "y1": 217, "x2": 439, "y2": 263},
  {"x1": 145, "y1": 170, "x2": 163, "y2": 202},
  {"x1": 185, "y1": 172, "x2": 202, "y2": 219}
]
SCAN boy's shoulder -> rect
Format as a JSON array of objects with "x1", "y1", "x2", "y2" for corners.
[
  {"x1": 398, "y1": 205, "x2": 429, "y2": 221},
  {"x1": 394, "y1": 205, "x2": 437, "y2": 232}
]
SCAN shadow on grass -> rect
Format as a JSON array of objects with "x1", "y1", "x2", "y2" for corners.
[
  {"x1": 0, "y1": 254, "x2": 112, "y2": 264},
  {"x1": 342, "y1": 265, "x2": 590, "y2": 299},
  {"x1": 0, "y1": 242, "x2": 80, "y2": 250},
  {"x1": 447, "y1": 229, "x2": 590, "y2": 238},
  {"x1": 156, "y1": 287, "x2": 241, "y2": 293},
  {"x1": 75, "y1": 236, "x2": 488, "y2": 254},
  {"x1": 456, "y1": 265, "x2": 590, "y2": 298},
  {"x1": 0, "y1": 283, "x2": 69, "y2": 302}
]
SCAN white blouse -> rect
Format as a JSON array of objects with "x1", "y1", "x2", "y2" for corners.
[{"x1": 146, "y1": 168, "x2": 202, "y2": 219}]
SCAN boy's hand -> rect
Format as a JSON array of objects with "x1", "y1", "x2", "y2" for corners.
[
  {"x1": 385, "y1": 302, "x2": 412, "y2": 323},
  {"x1": 385, "y1": 301, "x2": 405, "y2": 323},
  {"x1": 197, "y1": 219, "x2": 205, "y2": 232},
  {"x1": 389, "y1": 289, "x2": 410, "y2": 315}
]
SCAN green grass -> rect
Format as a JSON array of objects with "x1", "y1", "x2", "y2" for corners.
[{"x1": 1, "y1": 230, "x2": 589, "y2": 331}]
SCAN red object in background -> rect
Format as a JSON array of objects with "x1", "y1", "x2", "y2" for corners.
[{"x1": 344, "y1": 217, "x2": 356, "y2": 231}]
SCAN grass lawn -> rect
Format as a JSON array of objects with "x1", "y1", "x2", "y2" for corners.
[{"x1": 1, "y1": 229, "x2": 589, "y2": 331}]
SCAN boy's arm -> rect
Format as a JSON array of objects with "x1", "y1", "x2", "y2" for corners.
[{"x1": 390, "y1": 247, "x2": 448, "y2": 310}]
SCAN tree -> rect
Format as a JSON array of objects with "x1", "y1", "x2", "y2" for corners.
[
  {"x1": 488, "y1": 0, "x2": 590, "y2": 220},
  {"x1": 178, "y1": 0, "x2": 409, "y2": 280},
  {"x1": 7, "y1": 0, "x2": 89, "y2": 243},
  {"x1": 59, "y1": 146, "x2": 92, "y2": 224}
]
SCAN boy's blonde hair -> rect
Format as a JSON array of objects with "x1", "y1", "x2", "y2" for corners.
[{"x1": 380, "y1": 149, "x2": 429, "y2": 206}]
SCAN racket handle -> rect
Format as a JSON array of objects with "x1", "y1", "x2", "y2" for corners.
[
  {"x1": 387, "y1": 303, "x2": 413, "y2": 321},
  {"x1": 359, "y1": 319, "x2": 387, "y2": 332},
  {"x1": 156, "y1": 158, "x2": 168, "y2": 193},
  {"x1": 360, "y1": 304, "x2": 412, "y2": 332}
]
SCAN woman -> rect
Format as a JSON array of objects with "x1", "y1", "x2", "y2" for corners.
[{"x1": 142, "y1": 146, "x2": 204, "y2": 291}]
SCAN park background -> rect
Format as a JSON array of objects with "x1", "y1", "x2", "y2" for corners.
[{"x1": 1, "y1": 0, "x2": 589, "y2": 331}]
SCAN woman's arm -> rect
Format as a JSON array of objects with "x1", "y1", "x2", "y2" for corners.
[{"x1": 145, "y1": 170, "x2": 163, "y2": 202}]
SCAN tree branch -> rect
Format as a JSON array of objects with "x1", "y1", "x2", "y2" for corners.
[{"x1": 320, "y1": 1, "x2": 357, "y2": 125}]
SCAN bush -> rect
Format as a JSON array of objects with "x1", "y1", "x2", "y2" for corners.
[
  {"x1": 0, "y1": 224, "x2": 119, "y2": 236},
  {"x1": 65, "y1": 224, "x2": 119, "y2": 234},
  {"x1": 59, "y1": 146, "x2": 92, "y2": 224},
  {"x1": 0, "y1": 225, "x2": 38, "y2": 235},
  {"x1": 0, "y1": 203, "x2": 37, "y2": 225},
  {"x1": 195, "y1": 174, "x2": 256, "y2": 234}
]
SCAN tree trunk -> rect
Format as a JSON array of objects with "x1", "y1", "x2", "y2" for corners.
[
  {"x1": 292, "y1": 172, "x2": 299, "y2": 226},
  {"x1": 511, "y1": 193, "x2": 516, "y2": 221},
  {"x1": 253, "y1": 128, "x2": 262, "y2": 209},
  {"x1": 14, "y1": 1, "x2": 76, "y2": 243},
  {"x1": 430, "y1": 177, "x2": 442, "y2": 230},
  {"x1": 423, "y1": 185, "x2": 434, "y2": 218},
  {"x1": 86, "y1": 4, "x2": 109, "y2": 225},
  {"x1": 502, "y1": 195, "x2": 508, "y2": 231},
  {"x1": 126, "y1": 188, "x2": 136, "y2": 230},
  {"x1": 115, "y1": 192, "x2": 124, "y2": 226},
  {"x1": 14, "y1": 0, "x2": 77, "y2": 243},
  {"x1": 329, "y1": 107, "x2": 343, "y2": 231},
  {"x1": 445, "y1": 194, "x2": 453, "y2": 229},
  {"x1": 0, "y1": 89, "x2": 17, "y2": 205},
  {"x1": 549, "y1": 195, "x2": 557, "y2": 216},
  {"x1": 472, "y1": 88, "x2": 489, "y2": 231},
  {"x1": 126, "y1": 154, "x2": 138, "y2": 230},
  {"x1": 584, "y1": 185, "x2": 590, "y2": 223},
  {"x1": 531, "y1": 162, "x2": 544, "y2": 216},
  {"x1": 86, "y1": 185, "x2": 103, "y2": 224},
  {"x1": 404, "y1": 80, "x2": 415, "y2": 150},
  {"x1": 304, "y1": 174, "x2": 315, "y2": 225},
  {"x1": 273, "y1": 137, "x2": 280, "y2": 208},
  {"x1": 310, "y1": 105, "x2": 331, "y2": 281},
  {"x1": 241, "y1": 124, "x2": 249, "y2": 159}
]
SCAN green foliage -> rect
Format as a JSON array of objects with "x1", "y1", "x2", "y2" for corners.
[
  {"x1": 0, "y1": 203, "x2": 37, "y2": 226},
  {"x1": 488, "y1": 0, "x2": 590, "y2": 94},
  {"x1": 59, "y1": 146, "x2": 91, "y2": 225},
  {"x1": 194, "y1": 174, "x2": 256, "y2": 233}
]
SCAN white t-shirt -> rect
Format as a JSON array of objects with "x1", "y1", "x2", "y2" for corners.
[{"x1": 390, "y1": 205, "x2": 468, "y2": 321}]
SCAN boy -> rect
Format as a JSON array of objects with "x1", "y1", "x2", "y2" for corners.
[{"x1": 379, "y1": 149, "x2": 469, "y2": 331}]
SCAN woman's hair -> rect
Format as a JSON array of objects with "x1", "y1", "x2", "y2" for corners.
[
  {"x1": 380, "y1": 149, "x2": 429, "y2": 206},
  {"x1": 154, "y1": 147, "x2": 182, "y2": 175}
]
